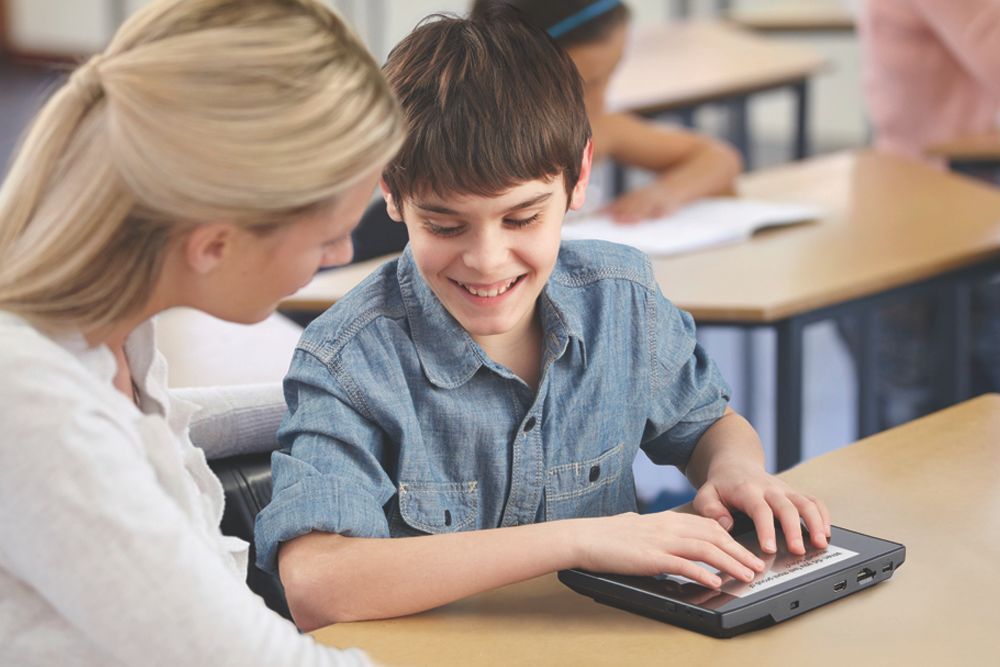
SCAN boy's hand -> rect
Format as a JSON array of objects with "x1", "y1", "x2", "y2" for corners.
[
  {"x1": 693, "y1": 459, "x2": 832, "y2": 555},
  {"x1": 602, "y1": 182, "x2": 680, "y2": 224},
  {"x1": 570, "y1": 511, "x2": 766, "y2": 589}
]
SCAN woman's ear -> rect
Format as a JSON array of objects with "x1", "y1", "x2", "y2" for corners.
[
  {"x1": 568, "y1": 139, "x2": 595, "y2": 212},
  {"x1": 379, "y1": 179, "x2": 404, "y2": 222},
  {"x1": 183, "y1": 222, "x2": 237, "y2": 274}
]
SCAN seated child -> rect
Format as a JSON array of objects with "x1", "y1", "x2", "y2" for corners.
[
  {"x1": 255, "y1": 9, "x2": 830, "y2": 631},
  {"x1": 471, "y1": 0, "x2": 742, "y2": 223}
]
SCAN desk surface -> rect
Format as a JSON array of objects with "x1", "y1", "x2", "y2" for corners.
[
  {"x1": 927, "y1": 132, "x2": 1000, "y2": 162},
  {"x1": 727, "y1": 7, "x2": 855, "y2": 33},
  {"x1": 658, "y1": 150, "x2": 1000, "y2": 322},
  {"x1": 313, "y1": 394, "x2": 1000, "y2": 666},
  {"x1": 283, "y1": 151, "x2": 1000, "y2": 323},
  {"x1": 607, "y1": 20, "x2": 826, "y2": 115}
]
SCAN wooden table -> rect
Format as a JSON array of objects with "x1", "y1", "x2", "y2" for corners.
[
  {"x1": 927, "y1": 132, "x2": 1000, "y2": 174},
  {"x1": 282, "y1": 151, "x2": 1000, "y2": 470},
  {"x1": 727, "y1": 7, "x2": 855, "y2": 34},
  {"x1": 607, "y1": 21, "x2": 827, "y2": 165},
  {"x1": 313, "y1": 394, "x2": 1000, "y2": 666}
]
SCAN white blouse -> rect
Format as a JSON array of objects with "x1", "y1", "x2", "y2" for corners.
[{"x1": 0, "y1": 312, "x2": 370, "y2": 667}]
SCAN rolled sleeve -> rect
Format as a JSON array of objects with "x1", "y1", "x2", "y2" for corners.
[
  {"x1": 254, "y1": 349, "x2": 396, "y2": 575},
  {"x1": 641, "y1": 293, "x2": 731, "y2": 468}
]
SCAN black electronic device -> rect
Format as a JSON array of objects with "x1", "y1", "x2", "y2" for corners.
[{"x1": 559, "y1": 515, "x2": 905, "y2": 638}]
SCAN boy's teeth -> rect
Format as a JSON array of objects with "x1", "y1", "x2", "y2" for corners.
[{"x1": 460, "y1": 277, "x2": 517, "y2": 298}]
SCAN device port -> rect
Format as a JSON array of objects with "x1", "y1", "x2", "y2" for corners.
[
  {"x1": 856, "y1": 568, "x2": 876, "y2": 585},
  {"x1": 834, "y1": 580, "x2": 847, "y2": 592},
  {"x1": 789, "y1": 600, "x2": 799, "y2": 610},
  {"x1": 882, "y1": 562, "x2": 893, "y2": 573}
]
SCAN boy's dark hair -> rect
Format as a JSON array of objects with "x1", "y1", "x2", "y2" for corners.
[
  {"x1": 470, "y1": 0, "x2": 630, "y2": 49},
  {"x1": 381, "y1": 9, "x2": 591, "y2": 207}
]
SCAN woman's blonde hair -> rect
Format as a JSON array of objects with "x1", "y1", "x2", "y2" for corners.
[{"x1": 0, "y1": 0, "x2": 403, "y2": 331}]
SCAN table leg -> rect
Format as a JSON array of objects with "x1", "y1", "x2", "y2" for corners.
[
  {"x1": 775, "y1": 318, "x2": 804, "y2": 471},
  {"x1": 793, "y1": 80, "x2": 811, "y2": 160},
  {"x1": 939, "y1": 280, "x2": 972, "y2": 405},
  {"x1": 727, "y1": 96, "x2": 752, "y2": 170},
  {"x1": 856, "y1": 308, "x2": 880, "y2": 438}
]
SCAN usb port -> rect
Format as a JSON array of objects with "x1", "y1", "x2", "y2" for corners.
[
  {"x1": 882, "y1": 562, "x2": 893, "y2": 573},
  {"x1": 834, "y1": 580, "x2": 847, "y2": 592},
  {"x1": 856, "y1": 568, "x2": 876, "y2": 585}
]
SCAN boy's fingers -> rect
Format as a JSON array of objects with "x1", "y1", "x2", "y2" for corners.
[
  {"x1": 769, "y1": 494, "x2": 806, "y2": 555},
  {"x1": 672, "y1": 540, "x2": 756, "y2": 584},
  {"x1": 789, "y1": 494, "x2": 828, "y2": 549},
  {"x1": 747, "y1": 502, "x2": 777, "y2": 553},
  {"x1": 709, "y1": 529, "x2": 766, "y2": 572},
  {"x1": 813, "y1": 495, "x2": 833, "y2": 537},
  {"x1": 692, "y1": 486, "x2": 733, "y2": 530},
  {"x1": 660, "y1": 555, "x2": 723, "y2": 589}
]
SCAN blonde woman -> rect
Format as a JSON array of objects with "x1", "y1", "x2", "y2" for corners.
[{"x1": 0, "y1": 1, "x2": 402, "y2": 665}]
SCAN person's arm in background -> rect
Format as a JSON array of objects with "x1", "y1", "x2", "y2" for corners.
[
  {"x1": 912, "y1": 0, "x2": 1000, "y2": 97},
  {"x1": 595, "y1": 112, "x2": 742, "y2": 223}
]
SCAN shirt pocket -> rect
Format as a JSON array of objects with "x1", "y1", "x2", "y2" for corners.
[
  {"x1": 397, "y1": 480, "x2": 479, "y2": 535},
  {"x1": 544, "y1": 443, "x2": 625, "y2": 521}
]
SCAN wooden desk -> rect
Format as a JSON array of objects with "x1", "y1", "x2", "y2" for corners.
[
  {"x1": 313, "y1": 394, "x2": 1000, "y2": 666},
  {"x1": 727, "y1": 8, "x2": 855, "y2": 34},
  {"x1": 608, "y1": 21, "x2": 827, "y2": 163},
  {"x1": 927, "y1": 132, "x2": 1000, "y2": 173},
  {"x1": 282, "y1": 151, "x2": 1000, "y2": 469},
  {"x1": 676, "y1": 150, "x2": 1000, "y2": 468}
]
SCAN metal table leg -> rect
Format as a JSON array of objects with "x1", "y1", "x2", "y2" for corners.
[
  {"x1": 775, "y1": 318, "x2": 804, "y2": 471},
  {"x1": 857, "y1": 307, "x2": 880, "y2": 438},
  {"x1": 792, "y1": 80, "x2": 811, "y2": 160}
]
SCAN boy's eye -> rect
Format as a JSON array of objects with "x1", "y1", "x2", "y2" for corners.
[
  {"x1": 423, "y1": 221, "x2": 462, "y2": 237},
  {"x1": 505, "y1": 213, "x2": 540, "y2": 228}
]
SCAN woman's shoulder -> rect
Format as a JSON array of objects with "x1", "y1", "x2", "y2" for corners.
[{"x1": 0, "y1": 312, "x2": 125, "y2": 444}]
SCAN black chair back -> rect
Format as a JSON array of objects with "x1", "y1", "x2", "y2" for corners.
[{"x1": 210, "y1": 452, "x2": 292, "y2": 620}]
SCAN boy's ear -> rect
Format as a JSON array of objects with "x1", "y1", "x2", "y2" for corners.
[
  {"x1": 379, "y1": 178, "x2": 404, "y2": 222},
  {"x1": 184, "y1": 222, "x2": 237, "y2": 274},
  {"x1": 568, "y1": 139, "x2": 595, "y2": 212}
]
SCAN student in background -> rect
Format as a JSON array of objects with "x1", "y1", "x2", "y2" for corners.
[
  {"x1": 859, "y1": 0, "x2": 1000, "y2": 168},
  {"x1": 856, "y1": 0, "x2": 1000, "y2": 424},
  {"x1": 470, "y1": 0, "x2": 742, "y2": 223},
  {"x1": 350, "y1": 0, "x2": 741, "y2": 261},
  {"x1": 0, "y1": 1, "x2": 403, "y2": 665},
  {"x1": 257, "y1": 11, "x2": 830, "y2": 631}
]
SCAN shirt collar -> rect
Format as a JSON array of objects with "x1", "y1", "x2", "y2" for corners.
[{"x1": 397, "y1": 248, "x2": 587, "y2": 389}]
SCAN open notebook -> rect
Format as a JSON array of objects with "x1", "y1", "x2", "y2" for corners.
[{"x1": 561, "y1": 198, "x2": 823, "y2": 256}]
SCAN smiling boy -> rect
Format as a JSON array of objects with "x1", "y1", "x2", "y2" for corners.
[{"x1": 255, "y1": 9, "x2": 831, "y2": 631}]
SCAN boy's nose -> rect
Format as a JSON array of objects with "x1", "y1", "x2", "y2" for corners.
[{"x1": 462, "y1": 230, "x2": 508, "y2": 276}]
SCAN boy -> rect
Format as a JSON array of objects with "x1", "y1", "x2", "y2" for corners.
[{"x1": 256, "y1": 10, "x2": 831, "y2": 631}]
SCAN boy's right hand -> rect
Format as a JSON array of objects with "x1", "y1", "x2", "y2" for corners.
[{"x1": 569, "y1": 511, "x2": 766, "y2": 589}]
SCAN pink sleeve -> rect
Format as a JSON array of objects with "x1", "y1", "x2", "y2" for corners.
[{"x1": 911, "y1": 0, "x2": 1000, "y2": 97}]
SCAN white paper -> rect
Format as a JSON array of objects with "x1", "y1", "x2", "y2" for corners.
[{"x1": 561, "y1": 198, "x2": 822, "y2": 256}]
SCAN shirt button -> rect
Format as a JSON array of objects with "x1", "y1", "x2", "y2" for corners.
[
  {"x1": 523, "y1": 417, "x2": 537, "y2": 432},
  {"x1": 589, "y1": 465, "x2": 601, "y2": 482}
]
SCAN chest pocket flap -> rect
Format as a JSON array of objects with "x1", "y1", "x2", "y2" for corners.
[
  {"x1": 546, "y1": 443, "x2": 624, "y2": 502},
  {"x1": 398, "y1": 480, "x2": 479, "y2": 534}
]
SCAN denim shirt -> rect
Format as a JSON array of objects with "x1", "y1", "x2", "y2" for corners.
[{"x1": 255, "y1": 240, "x2": 730, "y2": 574}]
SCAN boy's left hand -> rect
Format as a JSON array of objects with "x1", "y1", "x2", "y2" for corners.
[{"x1": 692, "y1": 459, "x2": 832, "y2": 555}]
